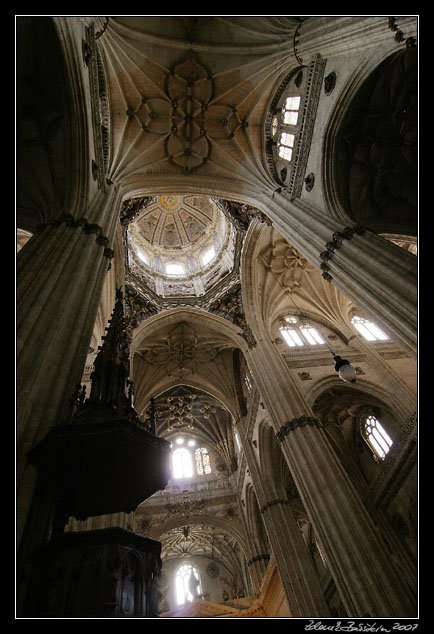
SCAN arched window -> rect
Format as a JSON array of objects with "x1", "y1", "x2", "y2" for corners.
[
  {"x1": 279, "y1": 316, "x2": 325, "y2": 348},
  {"x1": 244, "y1": 372, "x2": 252, "y2": 392},
  {"x1": 195, "y1": 447, "x2": 212, "y2": 475},
  {"x1": 172, "y1": 447, "x2": 193, "y2": 479},
  {"x1": 175, "y1": 563, "x2": 202, "y2": 605},
  {"x1": 351, "y1": 315, "x2": 389, "y2": 341},
  {"x1": 364, "y1": 415, "x2": 393, "y2": 460}
]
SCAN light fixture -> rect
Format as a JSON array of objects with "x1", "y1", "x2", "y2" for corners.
[{"x1": 332, "y1": 354, "x2": 357, "y2": 384}]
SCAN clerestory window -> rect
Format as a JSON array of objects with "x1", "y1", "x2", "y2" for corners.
[
  {"x1": 279, "y1": 317, "x2": 325, "y2": 348},
  {"x1": 351, "y1": 316, "x2": 389, "y2": 341},
  {"x1": 274, "y1": 95, "x2": 302, "y2": 164},
  {"x1": 165, "y1": 262, "x2": 185, "y2": 276},
  {"x1": 171, "y1": 439, "x2": 212, "y2": 478},
  {"x1": 364, "y1": 415, "x2": 393, "y2": 460}
]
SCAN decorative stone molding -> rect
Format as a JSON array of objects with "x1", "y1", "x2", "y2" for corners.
[
  {"x1": 124, "y1": 285, "x2": 159, "y2": 338},
  {"x1": 208, "y1": 283, "x2": 257, "y2": 348},
  {"x1": 304, "y1": 172, "x2": 315, "y2": 191},
  {"x1": 247, "y1": 554, "x2": 271, "y2": 567},
  {"x1": 286, "y1": 54, "x2": 327, "y2": 199},
  {"x1": 276, "y1": 416, "x2": 322, "y2": 441},
  {"x1": 324, "y1": 72, "x2": 337, "y2": 95},
  {"x1": 319, "y1": 225, "x2": 366, "y2": 281},
  {"x1": 265, "y1": 54, "x2": 326, "y2": 197},
  {"x1": 120, "y1": 196, "x2": 153, "y2": 226},
  {"x1": 34, "y1": 213, "x2": 114, "y2": 259},
  {"x1": 387, "y1": 17, "x2": 417, "y2": 47},
  {"x1": 213, "y1": 198, "x2": 272, "y2": 233},
  {"x1": 259, "y1": 499, "x2": 290, "y2": 513},
  {"x1": 84, "y1": 23, "x2": 110, "y2": 190}
]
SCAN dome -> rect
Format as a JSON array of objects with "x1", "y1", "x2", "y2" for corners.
[{"x1": 126, "y1": 195, "x2": 236, "y2": 298}]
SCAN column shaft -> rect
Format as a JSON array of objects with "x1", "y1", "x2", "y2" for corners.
[
  {"x1": 237, "y1": 417, "x2": 329, "y2": 617},
  {"x1": 262, "y1": 195, "x2": 417, "y2": 358},
  {"x1": 246, "y1": 340, "x2": 416, "y2": 616}
]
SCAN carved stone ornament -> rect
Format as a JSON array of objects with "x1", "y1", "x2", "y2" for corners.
[
  {"x1": 324, "y1": 72, "x2": 336, "y2": 95},
  {"x1": 304, "y1": 172, "x2": 315, "y2": 191},
  {"x1": 208, "y1": 283, "x2": 256, "y2": 347},
  {"x1": 260, "y1": 238, "x2": 313, "y2": 292},
  {"x1": 320, "y1": 225, "x2": 366, "y2": 282},
  {"x1": 127, "y1": 53, "x2": 249, "y2": 174},
  {"x1": 276, "y1": 416, "x2": 321, "y2": 441}
]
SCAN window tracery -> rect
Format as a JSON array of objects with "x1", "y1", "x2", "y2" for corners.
[
  {"x1": 175, "y1": 563, "x2": 202, "y2": 605},
  {"x1": 279, "y1": 316, "x2": 325, "y2": 348},
  {"x1": 363, "y1": 414, "x2": 393, "y2": 460},
  {"x1": 171, "y1": 438, "x2": 212, "y2": 478}
]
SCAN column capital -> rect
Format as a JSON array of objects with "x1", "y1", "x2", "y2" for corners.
[
  {"x1": 33, "y1": 213, "x2": 114, "y2": 260},
  {"x1": 276, "y1": 416, "x2": 322, "y2": 442},
  {"x1": 259, "y1": 498, "x2": 289, "y2": 514},
  {"x1": 247, "y1": 554, "x2": 271, "y2": 567}
]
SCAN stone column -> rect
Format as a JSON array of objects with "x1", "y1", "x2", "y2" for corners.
[
  {"x1": 246, "y1": 552, "x2": 270, "y2": 596},
  {"x1": 237, "y1": 417, "x2": 330, "y2": 617},
  {"x1": 261, "y1": 195, "x2": 417, "y2": 359},
  {"x1": 245, "y1": 340, "x2": 416, "y2": 617},
  {"x1": 17, "y1": 187, "x2": 121, "y2": 544}
]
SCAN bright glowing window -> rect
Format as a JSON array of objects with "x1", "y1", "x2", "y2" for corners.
[
  {"x1": 175, "y1": 564, "x2": 202, "y2": 605},
  {"x1": 280, "y1": 327, "x2": 304, "y2": 347},
  {"x1": 137, "y1": 250, "x2": 149, "y2": 265},
  {"x1": 166, "y1": 262, "x2": 185, "y2": 275},
  {"x1": 280, "y1": 319, "x2": 325, "y2": 348},
  {"x1": 351, "y1": 316, "x2": 389, "y2": 341},
  {"x1": 299, "y1": 325, "x2": 325, "y2": 345},
  {"x1": 201, "y1": 247, "x2": 215, "y2": 266},
  {"x1": 195, "y1": 447, "x2": 212, "y2": 475},
  {"x1": 364, "y1": 415, "x2": 393, "y2": 460},
  {"x1": 244, "y1": 372, "x2": 252, "y2": 392},
  {"x1": 172, "y1": 447, "x2": 193, "y2": 479},
  {"x1": 283, "y1": 95, "x2": 301, "y2": 125},
  {"x1": 276, "y1": 94, "x2": 301, "y2": 163}
]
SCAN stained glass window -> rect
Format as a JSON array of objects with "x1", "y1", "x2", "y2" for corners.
[{"x1": 195, "y1": 447, "x2": 212, "y2": 475}]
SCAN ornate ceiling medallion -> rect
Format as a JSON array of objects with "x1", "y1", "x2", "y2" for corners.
[{"x1": 160, "y1": 195, "x2": 181, "y2": 212}]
